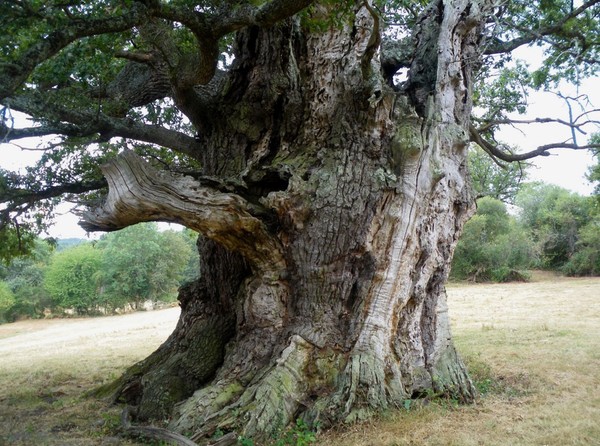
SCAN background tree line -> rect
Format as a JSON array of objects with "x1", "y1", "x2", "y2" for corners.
[
  {"x1": 0, "y1": 223, "x2": 199, "y2": 322},
  {"x1": 450, "y1": 145, "x2": 600, "y2": 282}
]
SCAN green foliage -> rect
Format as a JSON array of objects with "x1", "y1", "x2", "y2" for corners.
[
  {"x1": 492, "y1": 0, "x2": 600, "y2": 88},
  {"x1": 468, "y1": 147, "x2": 528, "y2": 203},
  {"x1": 474, "y1": 62, "x2": 533, "y2": 119},
  {"x1": 451, "y1": 197, "x2": 535, "y2": 282},
  {"x1": 587, "y1": 136, "x2": 600, "y2": 198},
  {"x1": 0, "y1": 281, "x2": 15, "y2": 322},
  {"x1": 44, "y1": 243, "x2": 102, "y2": 314},
  {"x1": 238, "y1": 436, "x2": 254, "y2": 446},
  {"x1": 3, "y1": 239, "x2": 53, "y2": 320},
  {"x1": 236, "y1": 419, "x2": 319, "y2": 446},
  {"x1": 0, "y1": 225, "x2": 198, "y2": 321},
  {"x1": 0, "y1": 222, "x2": 37, "y2": 265},
  {"x1": 516, "y1": 183, "x2": 595, "y2": 270},
  {"x1": 377, "y1": 0, "x2": 429, "y2": 30},
  {"x1": 96, "y1": 223, "x2": 193, "y2": 309},
  {"x1": 273, "y1": 419, "x2": 318, "y2": 446},
  {"x1": 562, "y1": 219, "x2": 600, "y2": 276}
]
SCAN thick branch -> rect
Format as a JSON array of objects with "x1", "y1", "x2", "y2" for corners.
[
  {"x1": 211, "y1": 0, "x2": 315, "y2": 34},
  {"x1": 3, "y1": 96, "x2": 201, "y2": 158},
  {"x1": 153, "y1": 0, "x2": 315, "y2": 86},
  {"x1": 484, "y1": 0, "x2": 600, "y2": 55},
  {"x1": 0, "y1": 123, "x2": 83, "y2": 142},
  {"x1": 81, "y1": 151, "x2": 285, "y2": 274},
  {"x1": 104, "y1": 60, "x2": 172, "y2": 110},
  {"x1": 469, "y1": 124, "x2": 600, "y2": 162},
  {"x1": 0, "y1": 179, "x2": 107, "y2": 222}
]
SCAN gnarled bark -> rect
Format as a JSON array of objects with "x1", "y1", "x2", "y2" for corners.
[
  {"x1": 84, "y1": 1, "x2": 485, "y2": 443},
  {"x1": 81, "y1": 150, "x2": 285, "y2": 275}
]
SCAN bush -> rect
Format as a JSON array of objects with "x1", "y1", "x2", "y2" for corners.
[
  {"x1": 451, "y1": 197, "x2": 535, "y2": 282},
  {"x1": 0, "y1": 240, "x2": 53, "y2": 321},
  {"x1": 562, "y1": 220, "x2": 600, "y2": 276},
  {"x1": 0, "y1": 281, "x2": 15, "y2": 322},
  {"x1": 516, "y1": 183, "x2": 595, "y2": 271}
]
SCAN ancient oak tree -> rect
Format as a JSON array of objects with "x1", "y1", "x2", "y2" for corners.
[{"x1": 1, "y1": 0, "x2": 599, "y2": 443}]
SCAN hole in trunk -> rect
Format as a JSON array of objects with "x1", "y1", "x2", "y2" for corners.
[{"x1": 247, "y1": 170, "x2": 291, "y2": 198}]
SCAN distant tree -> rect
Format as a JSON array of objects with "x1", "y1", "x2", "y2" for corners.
[
  {"x1": 562, "y1": 221, "x2": 600, "y2": 276},
  {"x1": 4, "y1": 239, "x2": 53, "y2": 319},
  {"x1": 96, "y1": 223, "x2": 192, "y2": 309},
  {"x1": 451, "y1": 197, "x2": 534, "y2": 282},
  {"x1": 179, "y1": 228, "x2": 201, "y2": 284},
  {"x1": 0, "y1": 281, "x2": 15, "y2": 322},
  {"x1": 44, "y1": 243, "x2": 102, "y2": 314},
  {"x1": 56, "y1": 238, "x2": 86, "y2": 251},
  {"x1": 516, "y1": 183, "x2": 596, "y2": 270},
  {"x1": 588, "y1": 135, "x2": 600, "y2": 198},
  {"x1": 560, "y1": 153, "x2": 600, "y2": 275}
]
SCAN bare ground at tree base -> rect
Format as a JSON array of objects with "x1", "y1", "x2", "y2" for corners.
[{"x1": 1, "y1": 273, "x2": 599, "y2": 446}]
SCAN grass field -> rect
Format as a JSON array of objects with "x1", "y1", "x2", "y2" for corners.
[{"x1": 1, "y1": 273, "x2": 599, "y2": 445}]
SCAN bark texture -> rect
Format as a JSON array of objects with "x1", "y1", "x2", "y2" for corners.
[{"x1": 85, "y1": 1, "x2": 486, "y2": 443}]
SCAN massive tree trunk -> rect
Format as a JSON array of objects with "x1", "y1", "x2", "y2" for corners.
[{"x1": 86, "y1": 1, "x2": 484, "y2": 443}]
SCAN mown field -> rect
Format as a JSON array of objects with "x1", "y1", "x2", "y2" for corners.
[{"x1": 1, "y1": 273, "x2": 599, "y2": 445}]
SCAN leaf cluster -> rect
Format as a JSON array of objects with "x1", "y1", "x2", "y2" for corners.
[
  {"x1": 488, "y1": 0, "x2": 600, "y2": 87},
  {"x1": 468, "y1": 146, "x2": 528, "y2": 203}
]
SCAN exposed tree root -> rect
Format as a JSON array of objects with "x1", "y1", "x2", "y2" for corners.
[{"x1": 121, "y1": 406, "x2": 199, "y2": 446}]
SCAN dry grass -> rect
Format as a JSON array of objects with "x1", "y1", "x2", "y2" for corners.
[
  {"x1": 0, "y1": 308, "x2": 180, "y2": 445},
  {"x1": 1, "y1": 274, "x2": 599, "y2": 445},
  {"x1": 323, "y1": 273, "x2": 600, "y2": 446}
]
